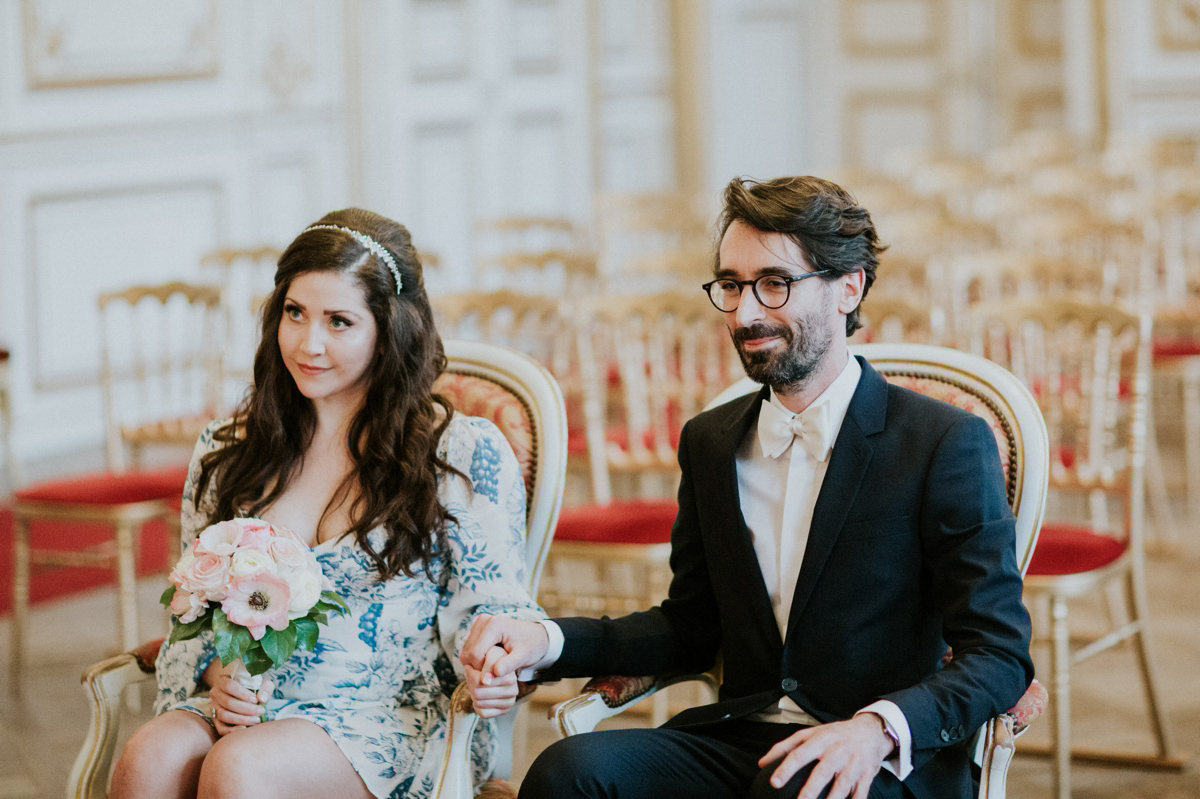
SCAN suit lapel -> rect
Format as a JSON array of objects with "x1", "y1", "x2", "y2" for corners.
[
  {"x1": 784, "y1": 358, "x2": 889, "y2": 640},
  {"x1": 711, "y1": 385, "x2": 786, "y2": 659}
]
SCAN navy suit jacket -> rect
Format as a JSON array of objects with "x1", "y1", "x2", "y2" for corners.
[{"x1": 543, "y1": 357, "x2": 1034, "y2": 799}]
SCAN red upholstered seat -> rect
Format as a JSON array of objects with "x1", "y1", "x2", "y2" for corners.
[
  {"x1": 1026, "y1": 525, "x2": 1126, "y2": 576},
  {"x1": 15, "y1": 465, "x2": 189, "y2": 506},
  {"x1": 554, "y1": 501, "x2": 676, "y2": 545},
  {"x1": 1152, "y1": 337, "x2": 1200, "y2": 359}
]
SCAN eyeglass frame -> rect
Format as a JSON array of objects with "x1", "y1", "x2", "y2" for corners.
[{"x1": 701, "y1": 269, "x2": 835, "y2": 312}]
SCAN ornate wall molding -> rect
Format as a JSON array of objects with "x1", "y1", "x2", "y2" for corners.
[
  {"x1": 1155, "y1": 0, "x2": 1200, "y2": 50},
  {"x1": 21, "y1": 0, "x2": 219, "y2": 90},
  {"x1": 840, "y1": 0, "x2": 945, "y2": 58}
]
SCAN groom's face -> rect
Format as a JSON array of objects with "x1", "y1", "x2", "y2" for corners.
[{"x1": 716, "y1": 220, "x2": 840, "y2": 389}]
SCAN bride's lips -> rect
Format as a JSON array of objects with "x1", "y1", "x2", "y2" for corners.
[{"x1": 296, "y1": 363, "x2": 330, "y2": 376}]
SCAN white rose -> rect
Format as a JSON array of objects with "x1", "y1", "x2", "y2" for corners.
[
  {"x1": 229, "y1": 548, "x2": 276, "y2": 578},
  {"x1": 285, "y1": 569, "x2": 323, "y2": 618}
]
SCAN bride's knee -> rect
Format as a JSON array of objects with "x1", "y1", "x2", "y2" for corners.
[
  {"x1": 110, "y1": 712, "x2": 214, "y2": 799},
  {"x1": 197, "y1": 732, "x2": 272, "y2": 798}
]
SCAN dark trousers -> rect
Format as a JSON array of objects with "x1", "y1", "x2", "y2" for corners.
[{"x1": 518, "y1": 720, "x2": 907, "y2": 799}]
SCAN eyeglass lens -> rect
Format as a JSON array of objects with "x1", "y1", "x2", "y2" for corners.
[{"x1": 708, "y1": 275, "x2": 795, "y2": 311}]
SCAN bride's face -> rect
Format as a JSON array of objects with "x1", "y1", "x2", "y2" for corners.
[{"x1": 277, "y1": 270, "x2": 379, "y2": 408}]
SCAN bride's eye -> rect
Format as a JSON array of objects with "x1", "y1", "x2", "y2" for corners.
[{"x1": 284, "y1": 304, "x2": 302, "y2": 320}]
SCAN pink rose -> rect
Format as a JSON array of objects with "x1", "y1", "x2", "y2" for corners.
[
  {"x1": 221, "y1": 573, "x2": 292, "y2": 640},
  {"x1": 168, "y1": 545, "x2": 195, "y2": 589},
  {"x1": 195, "y1": 520, "x2": 242, "y2": 556},
  {"x1": 269, "y1": 535, "x2": 310, "y2": 574},
  {"x1": 177, "y1": 552, "x2": 232, "y2": 602},
  {"x1": 169, "y1": 588, "x2": 207, "y2": 624},
  {"x1": 234, "y1": 518, "x2": 273, "y2": 551}
]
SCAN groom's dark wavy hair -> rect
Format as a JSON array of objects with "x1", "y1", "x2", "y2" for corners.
[
  {"x1": 715, "y1": 176, "x2": 885, "y2": 336},
  {"x1": 196, "y1": 208, "x2": 460, "y2": 580}
]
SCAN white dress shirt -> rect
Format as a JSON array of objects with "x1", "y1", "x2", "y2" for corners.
[{"x1": 528, "y1": 355, "x2": 912, "y2": 780}]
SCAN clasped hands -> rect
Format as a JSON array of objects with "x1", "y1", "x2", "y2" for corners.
[
  {"x1": 460, "y1": 614, "x2": 549, "y2": 719},
  {"x1": 460, "y1": 615, "x2": 893, "y2": 799}
]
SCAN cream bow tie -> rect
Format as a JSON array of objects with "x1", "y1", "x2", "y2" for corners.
[{"x1": 758, "y1": 399, "x2": 833, "y2": 462}]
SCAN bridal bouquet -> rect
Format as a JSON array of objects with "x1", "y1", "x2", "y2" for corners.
[{"x1": 160, "y1": 518, "x2": 349, "y2": 684}]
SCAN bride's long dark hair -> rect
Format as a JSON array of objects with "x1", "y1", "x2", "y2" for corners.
[{"x1": 196, "y1": 208, "x2": 459, "y2": 580}]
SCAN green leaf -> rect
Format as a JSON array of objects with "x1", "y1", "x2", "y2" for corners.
[
  {"x1": 293, "y1": 618, "x2": 319, "y2": 651},
  {"x1": 212, "y1": 609, "x2": 253, "y2": 666},
  {"x1": 261, "y1": 625, "x2": 297, "y2": 668},
  {"x1": 167, "y1": 611, "x2": 210, "y2": 645},
  {"x1": 160, "y1": 584, "x2": 177, "y2": 608},
  {"x1": 320, "y1": 591, "x2": 350, "y2": 614},
  {"x1": 308, "y1": 611, "x2": 329, "y2": 627},
  {"x1": 241, "y1": 646, "x2": 273, "y2": 676}
]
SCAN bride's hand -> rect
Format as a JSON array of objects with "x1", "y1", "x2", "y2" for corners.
[{"x1": 207, "y1": 667, "x2": 274, "y2": 735}]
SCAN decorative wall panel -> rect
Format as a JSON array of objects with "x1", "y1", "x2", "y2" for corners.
[
  {"x1": 511, "y1": 114, "x2": 566, "y2": 213},
  {"x1": 411, "y1": 0, "x2": 471, "y2": 80},
  {"x1": 1155, "y1": 0, "x2": 1200, "y2": 50},
  {"x1": 28, "y1": 182, "x2": 223, "y2": 390},
  {"x1": 843, "y1": 90, "x2": 943, "y2": 166},
  {"x1": 840, "y1": 0, "x2": 944, "y2": 58},
  {"x1": 511, "y1": 0, "x2": 561, "y2": 73},
  {"x1": 21, "y1": 0, "x2": 218, "y2": 89},
  {"x1": 411, "y1": 125, "x2": 475, "y2": 287},
  {"x1": 1014, "y1": 0, "x2": 1063, "y2": 57}
]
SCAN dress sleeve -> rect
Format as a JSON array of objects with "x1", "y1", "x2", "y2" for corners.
[
  {"x1": 435, "y1": 417, "x2": 548, "y2": 679},
  {"x1": 152, "y1": 420, "x2": 227, "y2": 715}
]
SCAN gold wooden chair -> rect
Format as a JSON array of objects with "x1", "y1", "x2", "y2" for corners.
[
  {"x1": 552, "y1": 342, "x2": 1052, "y2": 799},
  {"x1": 67, "y1": 339, "x2": 569, "y2": 799},
  {"x1": 972, "y1": 298, "x2": 1181, "y2": 799},
  {"x1": 0, "y1": 345, "x2": 17, "y2": 489},
  {"x1": 537, "y1": 291, "x2": 736, "y2": 724},
  {"x1": 854, "y1": 294, "x2": 941, "y2": 345},
  {"x1": 97, "y1": 282, "x2": 225, "y2": 472},
  {"x1": 477, "y1": 250, "x2": 600, "y2": 297},
  {"x1": 10, "y1": 282, "x2": 224, "y2": 693},
  {"x1": 593, "y1": 191, "x2": 711, "y2": 281}
]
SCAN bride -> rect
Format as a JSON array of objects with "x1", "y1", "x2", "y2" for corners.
[{"x1": 110, "y1": 209, "x2": 541, "y2": 799}]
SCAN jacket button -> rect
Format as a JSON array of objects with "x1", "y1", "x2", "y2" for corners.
[
  {"x1": 940, "y1": 729, "x2": 950, "y2": 742},
  {"x1": 781, "y1": 678, "x2": 798, "y2": 691}
]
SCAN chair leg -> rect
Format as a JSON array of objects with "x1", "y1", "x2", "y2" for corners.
[
  {"x1": 114, "y1": 520, "x2": 140, "y2": 654},
  {"x1": 10, "y1": 513, "x2": 30, "y2": 697},
  {"x1": 1049, "y1": 595, "x2": 1071, "y2": 799},
  {"x1": 1124, "y1": 570, "x2": 1175, "y2": 759},
  {"x1": 1182, "y1": 366, "x2": 1200, "y2": 532}
]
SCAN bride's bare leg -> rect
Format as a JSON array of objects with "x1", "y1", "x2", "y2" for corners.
[
  {"x1": 197, "y1": 718, "x2": 374, "y2": 799},
  {"x1": 110, "y1": 710, "x2": 218, "y2": 799}
]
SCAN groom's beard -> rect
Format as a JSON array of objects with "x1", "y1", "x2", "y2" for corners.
[{"x1": 732, "y1": 301, "x2": 834, "y2": 393}]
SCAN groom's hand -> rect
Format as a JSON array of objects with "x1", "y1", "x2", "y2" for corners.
[
  {"x1": 757, "y1": 713, "x2": 893, "y2": 799},
  {"x1": 461, "y1": 614, "x2": 549, "y2": 680}
]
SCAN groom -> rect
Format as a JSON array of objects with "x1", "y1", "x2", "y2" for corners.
[{"x1": 462, "y1": 175, "x2": 1033, "y2": 799}]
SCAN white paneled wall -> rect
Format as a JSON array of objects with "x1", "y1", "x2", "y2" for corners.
[
  {"x1": 356, "y1": 0, "x2": 593, "y2": 294},
  {"x1": 0, "y1": 0, "x2": 348, "y2": 463},
  {"x1": 7, "y1": 0, "x2": 1200, "y2": 470}
]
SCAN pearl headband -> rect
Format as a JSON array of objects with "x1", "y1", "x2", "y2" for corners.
[{"x1": 302, "y1": 224, "x2": 403, "y2": 293}]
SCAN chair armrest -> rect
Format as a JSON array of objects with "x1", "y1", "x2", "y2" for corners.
[
  {"x1": 66, "y1": 642, "x2": 161, "y2": 799},
  {"x1": 432, "y1": 682, "x2": 536, "y2": 799},
  {"x1": 551, "y1": 673, "x2": 719, "y2": 738},
  {"x1": 1007, "y1": 678, "x2": 1047, "y2": 737},
  {"x1": 975, "y1": 680, "x2": 1048, "y2": 799}
]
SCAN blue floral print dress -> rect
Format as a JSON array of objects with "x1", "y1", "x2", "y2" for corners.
[{"x1": 154, "y1": 415, "x2": 546, "y2": 799}]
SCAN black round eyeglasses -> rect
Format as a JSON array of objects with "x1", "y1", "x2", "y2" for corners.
[{"x1": 701, "y1": 271, "x2": 833, "y2": 312}]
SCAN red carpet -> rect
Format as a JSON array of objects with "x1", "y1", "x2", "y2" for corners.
[{"x1": 0, "y1": 506, "x2": 173, "y2": 615}]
